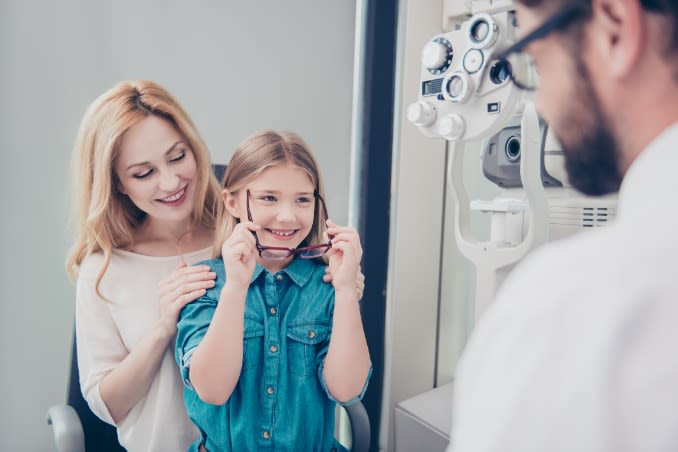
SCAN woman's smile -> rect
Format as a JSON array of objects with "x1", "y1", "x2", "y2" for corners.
[{"x1": 157, "y1": 184, "x2": 188, "y2": 207}]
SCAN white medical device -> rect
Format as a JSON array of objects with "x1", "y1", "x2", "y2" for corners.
[{"x1": 408, "y1": 3, "x2": 617, "y2": 321}]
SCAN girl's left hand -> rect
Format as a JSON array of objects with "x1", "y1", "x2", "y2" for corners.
[{"x1": 326, "y1": 219, "x2": 363, "y2": 293}]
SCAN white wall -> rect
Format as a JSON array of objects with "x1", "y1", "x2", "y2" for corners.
[
  {"x1": 0, "y1": 1, "x2": 356, "y2": 450},
  {"x1": 380, "y1": 0, "x2": 447, "y2": 450}
]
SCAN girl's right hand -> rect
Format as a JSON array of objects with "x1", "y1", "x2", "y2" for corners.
[
  {"x1": 157, "y1": 263, "x2": 216, "y2": 338},
  {"x1": 221, "y1": 221, "x2": 260, "y2": 287}
]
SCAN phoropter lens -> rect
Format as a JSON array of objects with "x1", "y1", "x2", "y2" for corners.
[
  {"x1": 447, "y1": 76, "x2": 464, "y2": 97},
  {"x1": 470, "y1": 20, "x2": 490, "y2": 44},
  {"x1": 442, "y1": 72, "x2": 472, "y2": 103},
  {"x1": 489, "y1": 59, "x2": 512, "y2": 85},
  {"x1": 505, "y1": 136, "x2": 521, "y2": 162},
  {"x1": 467, "y1": 14, "x2": 499, "y2": 48}
]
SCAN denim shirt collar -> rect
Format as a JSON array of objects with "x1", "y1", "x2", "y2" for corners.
[{"x1": 250, "y1": 257, "x2": 317, "y2": 287}]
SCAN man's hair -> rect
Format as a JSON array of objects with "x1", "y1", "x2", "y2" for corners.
[{"x1": 518, "y1": 0, "x2": 678, "y2": 53}]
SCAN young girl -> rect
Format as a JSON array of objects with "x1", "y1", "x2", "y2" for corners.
[
  {"x1": 68, "y1": 81, "x2": 363, "y2": 452},
  {"x1": 175, "y1": 130, "x2": 372, "y2": 452}
]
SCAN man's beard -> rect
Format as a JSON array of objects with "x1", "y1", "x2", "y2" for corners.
[{"x1": 554, "y1": 57, "x2": 623, "y2": 196}]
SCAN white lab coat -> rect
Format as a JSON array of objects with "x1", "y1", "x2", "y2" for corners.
[{"x1": 448, "y1": 122, "x2": 678, "y2": 452}]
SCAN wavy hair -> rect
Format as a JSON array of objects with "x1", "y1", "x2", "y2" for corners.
[
  {"x1": 66, "y1": 80, "x2": 221, "y2": 301},
  {"x1": 213, "y1": 130, "x2": 328, "y2": 263}
]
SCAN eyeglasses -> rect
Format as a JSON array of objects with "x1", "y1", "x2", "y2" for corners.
[
  {"x1": 493, "y1": 5, "x2": 586, "y2": 91},
  {"x1": 246, "y1": 189, "x2": 333, "y2": 260}
]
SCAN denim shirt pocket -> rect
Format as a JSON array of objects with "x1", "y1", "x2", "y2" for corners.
[
  {"x1": 286, "y1": 321, "x2": 330, "y2": 378},
  {"x1": 242, "y1": 315, "x2": 264, "y2": 372}
]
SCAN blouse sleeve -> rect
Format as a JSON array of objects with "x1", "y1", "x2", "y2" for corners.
[{"x1": 75, "y1": 276, "x2": 128, "y2": 426}]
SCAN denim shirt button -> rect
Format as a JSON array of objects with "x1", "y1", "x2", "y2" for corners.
[
  {"x1": 263, "y1": 430, "x2": 271, "y2": 439},
  {"x1": 267, "y1": 386, "x2": 274, "y2": 395},
  {"x1": 307, "y1": 330, "x2": 316, "y2": 338},
  {"x1": 276, "y1": 274, "x2": 283, "y2": 281},
  {"x1": 270, "y1": 307, "x2": 278, "y2": 315},
  {"x1": 270, "y1": 344, "x2": 278, "y2": 353}
]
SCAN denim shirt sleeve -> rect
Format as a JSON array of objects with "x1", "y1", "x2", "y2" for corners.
[{"x1": 175, "y1": 289, "x2": 218, "y2": 389}]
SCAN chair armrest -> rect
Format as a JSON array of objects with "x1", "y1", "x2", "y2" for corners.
[
  {"x1": 345, "y1": 400, "x2": 371, "y2": 452},
  {"x1": 47, "y1": 404, "x2": 86, "y2": 452}
]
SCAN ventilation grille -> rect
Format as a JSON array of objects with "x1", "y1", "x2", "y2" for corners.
[{"x1": 549, "y1": 206, "x2": 617, "y2": 228}]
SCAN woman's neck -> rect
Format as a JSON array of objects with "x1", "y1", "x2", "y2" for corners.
[{"x1": 132, "y1": 219, "x2": 214, "y2": 257}]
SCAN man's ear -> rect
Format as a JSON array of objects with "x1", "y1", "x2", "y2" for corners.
[
  {"x1": 223, "y1": 189, "x2": 241, "y2": 219},
  {"x1": 592, "y1": 0, "x2": 645, "y2": 78}
]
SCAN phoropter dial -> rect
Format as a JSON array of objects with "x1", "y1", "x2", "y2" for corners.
[{"x1": 422, "y1": 38, "x2": 453, "y2": 75}]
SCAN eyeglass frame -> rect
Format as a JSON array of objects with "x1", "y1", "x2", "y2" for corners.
[
  {"x1": 494, "y1": 5, "x2": 586, "y2": 91},
  {"x1": 246, "y1": 189, "x2": 333, "y2": 259}
]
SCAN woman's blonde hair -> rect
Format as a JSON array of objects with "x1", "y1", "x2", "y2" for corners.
[
  {"x1": 213, "y1": 130, "x2": 328, "y2": 261},
  {"x1": 66, "y1": 80, "x2": 221, "y2": 300}
]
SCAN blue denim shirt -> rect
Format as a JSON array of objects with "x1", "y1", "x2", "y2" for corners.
[{"x1": 175, "y1": 257, "x2": 370, "y2": 452}]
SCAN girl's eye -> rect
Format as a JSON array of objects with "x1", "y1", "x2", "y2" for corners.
[
  {"x1": 169, "y1": 150, "x2": 186, "y2": 163},
  {"x1": 297, "y1": 197, "x2": 312, "y2": 204},
  {"x1": 133, "y1": 169, "x2": 153, "y2": 179},
  {"x1": 260, "y1": 195, "x2": 277, "y2": 202}
]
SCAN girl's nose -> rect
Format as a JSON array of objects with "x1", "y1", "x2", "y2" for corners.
[{"x1": 276, "y1": 202, "x2": 296, "y2": 222}]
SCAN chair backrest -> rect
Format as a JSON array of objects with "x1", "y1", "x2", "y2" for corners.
[
  {"x1": 213, "y1": 163, "x2": 227, "y2": 183},
  {"x1": 67, "y1": 328, "x2": 125, "y2": 452}
]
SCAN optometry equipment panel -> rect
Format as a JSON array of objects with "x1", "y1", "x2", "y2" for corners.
[{"x1": 408, "y1": 11, "x2": 524, "y2": 143}]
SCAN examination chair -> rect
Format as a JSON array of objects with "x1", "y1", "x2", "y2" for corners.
[
  {"x1": 47, "y1": 164, "x2": 371, "y2": 452},
  {"x1": 46, "y1": 329, "x2": 371, "y2": 452}
]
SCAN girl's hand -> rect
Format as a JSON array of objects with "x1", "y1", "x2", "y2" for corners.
[
  {"x1": 324, "y1": 265, "x2": 365, "y2": 300},
  {"x1": 326, "y1": 219, "x2": 363, "y2": 294},
  {"x1": 221, "y1": 221, "x2": 260, "y2": 287},
  {"x1": 157, "y1": 262, "x2": 216, "y2": 338}
]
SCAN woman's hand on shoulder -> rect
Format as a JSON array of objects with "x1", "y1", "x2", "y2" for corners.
[
  {"x1": 324, "y1": 265, "x2": 365, "y2": 300},
  {"x1": 326, "y1": 220, "x2": 363, "y2": 294},
  {"x1": 221, "y1": 221, "x2": 260, "y2": 287},
  {"x1": 157, "y1": 262, "x2": 216, "y2": 338}
]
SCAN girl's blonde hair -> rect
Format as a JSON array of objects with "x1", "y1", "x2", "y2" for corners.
[
  {"x1": 213, "y1": 130, "x2": 328, "y2": 261},
  {"x1": 66, "y1": 80, "x2": 221, "y2": 300}
]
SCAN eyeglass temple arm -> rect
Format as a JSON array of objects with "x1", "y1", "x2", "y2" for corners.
[{"x1": 496, "y1": 6, "x2": 584, "y2": 60}]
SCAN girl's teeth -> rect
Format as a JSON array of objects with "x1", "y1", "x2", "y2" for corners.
[{"x1": 271, "y1": 230, "x2": 294, "y2": 236}]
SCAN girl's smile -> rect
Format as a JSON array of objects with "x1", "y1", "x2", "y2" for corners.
[{"x1": 265, "y1": 228, "x2": 299, "y2": 242}]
